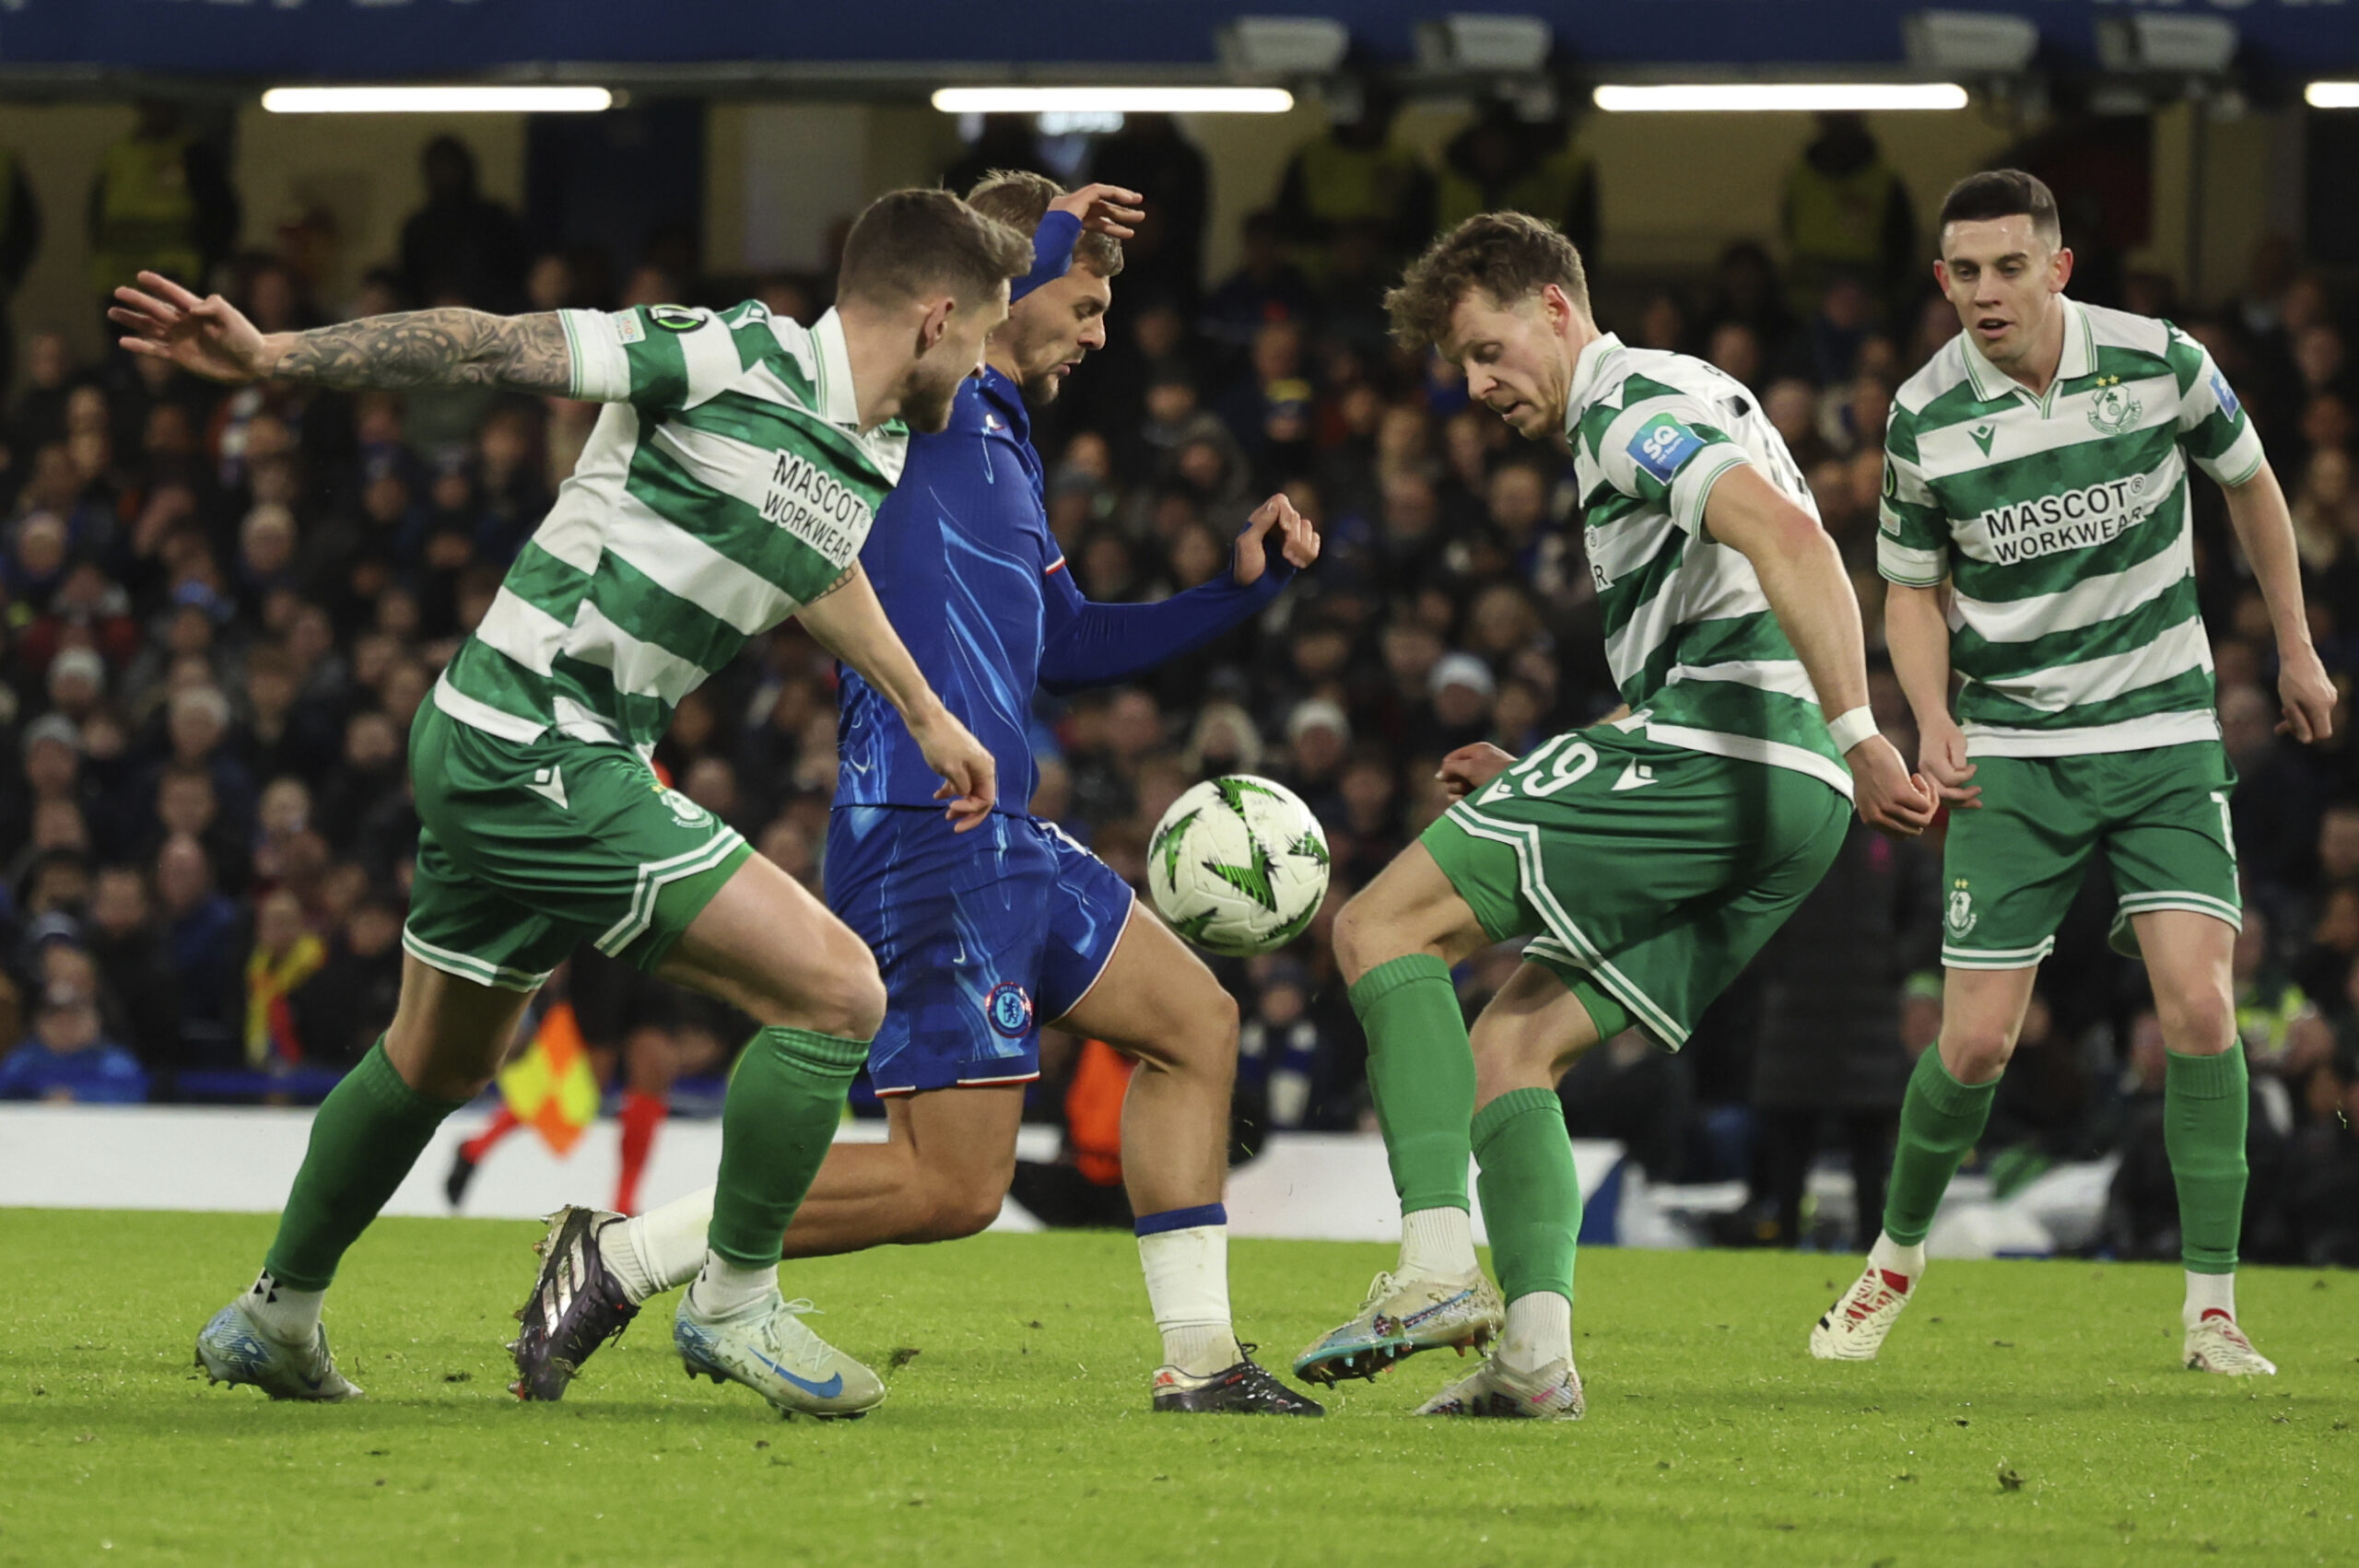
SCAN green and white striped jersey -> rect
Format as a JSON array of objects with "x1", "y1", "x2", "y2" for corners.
[
  {"x1": 431, "y1": 301, "x2": 908, "y2": 755},
  {"x1": 1566, "y1": 333, "x2": 1852, "y2": 799},
  {"x1": 1877, "y1": 296, "x2": 2261, "y2": 757}
]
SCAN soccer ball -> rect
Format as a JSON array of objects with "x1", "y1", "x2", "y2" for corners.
[{"x1": 1147, "y1": 776, "x2": 1331, "y2": 957}]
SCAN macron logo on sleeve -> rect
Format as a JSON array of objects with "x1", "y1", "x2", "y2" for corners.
[{"x1": 1629, "y1": 414, "x2": 1705, "y2": 483}]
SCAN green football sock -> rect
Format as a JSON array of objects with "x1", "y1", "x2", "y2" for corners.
[
  {"x1": 1349, "y1": 954, "x2": 1474, "y2": 1216},
  {"x1": 1473, "y1": 1086, "x2": 1580, "y2": 1305},
  {"x1": 1880, "y1": 1047, "x2": 1999, "y2": 1247},
  {"x1": 263, "y1": 1038, "x2": 468, "y2": 1292},
  {"x1": 2165, "y1": 1047, "x2": 2248, "y2": 1275},
  {"x1": 706, "y1": 1026, "x2": 871, "y2": 1269}
]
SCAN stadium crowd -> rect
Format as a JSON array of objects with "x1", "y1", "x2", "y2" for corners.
[{"x1": 2, "y1": 110, "x2": 2356, "y2": 1266}]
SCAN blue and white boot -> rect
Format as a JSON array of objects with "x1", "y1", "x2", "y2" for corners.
[
  {"x1": 195, "y1": 1297, "x2": 362, "y2": 1401},
  {"x1": 675, "y1": 1289, "x2": 885, "y2": 1420}
]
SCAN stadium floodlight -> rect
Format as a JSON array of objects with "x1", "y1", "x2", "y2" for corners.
[
  {"x1": 1591, "y1": 83, "x2": 1969, "y2": 113},
  {"x1": 2095, "y1": 14, "x2": 2238, "y2": 76},
  {"x1": 1906, "y1": 11, "x2": 2040, "y2": 76},
  {"x1": 2308, "y1": 81, "x2": 2359, "y2": 109},
  {"x1": 931, "y1": 87, "x2": 1294, "y2": 114},
  {"x1": 261, "y1": 86, "x2": 614, "y2": 113},
  {"x1": 1414, "y1": 15, "x2": 1554, "y2": 74},
  {"x1": 1215, "y1": 17, "x2": 1352, "y2": 76}
]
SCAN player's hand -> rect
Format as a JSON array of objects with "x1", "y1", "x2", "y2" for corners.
[
  {"x1": 1437, "y1": 743, "x2": 1517, "y2": 801},
  {"x1": 1233, "y1": 492, "x2": 1320, "y2": 586},
  {"x1": 2277, "y1": 643, "x2": 2337, "y2": 744},
  {"x1": 110, "y1": 272, "x2": 276, "y2": 384},
  {"x1": 911, "y1": 704, "x2": 996, "y2": 833},
  {"x1": 1049, "y1": 182, "x2": 1144, "y2": 240},
  {"x1": 1849, "y1": 734, "x2": 1938, "y2": 839},
  {"x1": 1917, "y1": 717, "x2": 1980, "y2": 808}
]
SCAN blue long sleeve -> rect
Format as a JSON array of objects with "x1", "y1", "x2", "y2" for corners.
[
  {"x1": 1037, "y1": 556, "x2": 1294, "y2": 695},
  {"x1": 1012, "y1": 211, "x2": 1082, "y2": 302}
]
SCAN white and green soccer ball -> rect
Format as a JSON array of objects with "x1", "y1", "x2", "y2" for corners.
[{"x1": 1147, "y1": 775, "x2": 1331, "y2": 957}]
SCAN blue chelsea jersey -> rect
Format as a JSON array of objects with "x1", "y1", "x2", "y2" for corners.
[{"x1": 837, "y1": 368, "x2": 1058, "y2": 816}]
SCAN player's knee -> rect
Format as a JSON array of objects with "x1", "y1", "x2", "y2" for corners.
[
  {"x1": 1331, "y1": 892, "x2": 1391, "y2": 982},
  {"x1": 2155, "y1": 983, "x2": 2236, "y2": 1055},
  {"x1": 779, "y1": 943, "x2": 886, "y2": 1040},
  {"x1": 1941, "y1": 1024, "x2": 2014, "y2": 1084},
  {"x1": 917, "y1": 1177, "x2": 1005, "y2": 1241}
]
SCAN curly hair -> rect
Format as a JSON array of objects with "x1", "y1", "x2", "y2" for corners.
[{"x1": 1384, "y1": 211, "x2": 1590, "y2": 352}]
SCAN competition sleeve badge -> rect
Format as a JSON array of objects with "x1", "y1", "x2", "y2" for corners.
[{"x1": 1627, "y1": 413, "x2": 1706, "y2": 483}]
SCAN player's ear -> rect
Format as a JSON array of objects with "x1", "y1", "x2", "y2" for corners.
[
  {"x1": 915, "y1": 295, "x2": 956, "y2": 356},
  {"x1": 2052, "y1": 247, "x2": 2074, "y2": 293}
]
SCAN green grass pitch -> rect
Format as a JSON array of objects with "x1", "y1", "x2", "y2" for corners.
[{"x1": 3, "y1": 1211, "x2": 2354, "y2": 1566}]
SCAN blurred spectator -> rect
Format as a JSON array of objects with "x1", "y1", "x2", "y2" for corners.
[
  {"x1": 0, "y1": 977, "x2": 147, "y2": 1104},
  {"x1": 0, "y1": 137, "x2": 39, "y2": 403},
  {"x1": 1745, "y1": 820, "x2": 1941, "y2": 1247},
  {"x1": 1433, "y1": 101, "x2": 1599, "y2": 263},
  {"x1": 1084, "y1": 114, "x2": 1209, "y2": 311},
  {"x1": 83, "y1": 862, "x2": 180, "y2": 1068},
  {"x1": 943, "y1": 115, "x2": 1053, "y2": 198},
  {"x1": 85, "y1": 100, "x2": 238, "y2": 308},
  {"x1": 1560, "y1": 1028, "x2": 1695, "y2": 1181},
  {"x1": 1201, "y1": 211, "x2": 1317, "y2": 367},
  {"x1": 1779, "y1": 113, "x2": 1915, "y2": 321},
  {"x1": 285, "y1": 890, "x2": 402, "y2": 1069},
  {"x1": 398, "y1": 135, "x2": 529, "y2": 312},
  {"x1": 1273, "y1": 90, "x2": 1435, "y2": 280},
  {"x1": 241, "y1": 886, "x2": 324, "y2": 1069},
  {"x1": 155, "y1": 832, "x2": 241, "y2": 1064}
]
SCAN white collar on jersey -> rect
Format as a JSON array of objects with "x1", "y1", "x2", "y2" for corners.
[
  {"x1": 809, "y1": 308, "x2": 864, "y2": 431},
  {"x1": 1959, "y1": 292, "x2": 2096, "y2": 405},
  {"x1": 1561, "y1": 330, "x2": 1627, "y2": 433}
]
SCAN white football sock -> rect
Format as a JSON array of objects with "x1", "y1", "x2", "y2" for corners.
[
  {"x1": 245, "y1": 1270, "x2": 324, "y2": 1343},
  {"x1": 2184, "y1": 1270, "x2": 2236, "y2": 1327},
  {"x1": 1868, "y1": 1232, "x2": 1926, "y2": 1285},
  {"x1": 611, "y1": 1188, "x2": 713, "y2": 1305},
  {"x1": 687, "y1": 1252, "x2": 776, "y2": 1319},
  {"x1": 1399, "y1": 1206, "x2": 1479, "y2": 1279},
  {"x1": 1137, "y1": 1223, "x2": 1238, "y2": 1376},
  {"x1": 1497, "y1": 1291, "x2": 1572, "y2": 1377}
]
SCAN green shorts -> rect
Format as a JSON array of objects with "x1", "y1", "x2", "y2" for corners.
[
  {"x1": 402, "y1": 692, "x2": 753, "y2": 992},
  {"x1": 1422, "y1": 725, "x2": 1849, "y2": 1050},
  {"x1": 1941, "y1": 740, "x2": 2239, "y2": 970}
]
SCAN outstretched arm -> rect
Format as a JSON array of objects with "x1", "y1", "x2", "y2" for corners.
[
  {"x1": 111, "y1": 270, "x2": 572, "y2": 394},
  {"x1": 1037, "y1": 493, "x2": 1318, "y2": 693}
]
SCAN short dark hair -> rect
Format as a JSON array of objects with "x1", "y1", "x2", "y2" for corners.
[
  {"x1": 964, "y1": 170, "x2": 1124, "y2": 280},
  {"x1": 1938, "y1": 169, "x2": 2062, "y2": 249},
  {"x1": 837, "y1": 189, "x2": 1032, "y2": 310},
  {"x1": 1385, "y1": 212, "x2": 1590, "y2": 352}
]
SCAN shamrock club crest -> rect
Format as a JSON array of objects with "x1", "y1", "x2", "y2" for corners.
[
  {"x1": 1946, "y1": 880, "x2": 1977, "y2": 937},
  {"x1": 2086, "y1": 375, "x2": 2142, "y2": 437}
]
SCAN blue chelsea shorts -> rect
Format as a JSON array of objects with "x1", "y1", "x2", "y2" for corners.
[{"x1": 827, "y1": 806, "x2": 1135, "y2": 1096}]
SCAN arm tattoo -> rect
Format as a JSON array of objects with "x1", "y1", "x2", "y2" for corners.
[
  {"x1": 808, "y1": 565, "x2": 859, "y2": 603},
  {"x1": 274, "y1": 310, "x2": 572, "y2": 394}
]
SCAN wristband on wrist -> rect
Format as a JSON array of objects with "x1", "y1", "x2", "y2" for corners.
[{"x1": 1827, "y1": 706, "x2": 1878, "y2": 755}]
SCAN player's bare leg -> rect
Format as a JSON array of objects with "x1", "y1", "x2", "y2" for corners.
[
  {"x1": 1416, "y1": 962, "x2": 1600, "y2": 1420},
  {"x1": 1297, "y1": 847, "x2": 1506, "y2": 1386},
  {"x1": 1055, "y1": 906, "x2": 1320, "y2": 1411},
  {"x1": 1813, "y1": 964, "x2": 2036, "y2": 1362},
  {"x1": 2132, "y1": 910, "x2": 2274, "y2": 1374},
  {"x1": 781, "y1": 1085, "x2": 1026, "y2": 1254},
  {"x1": 201, "y1": 957, "x2": 534, "y2": 1399}
]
